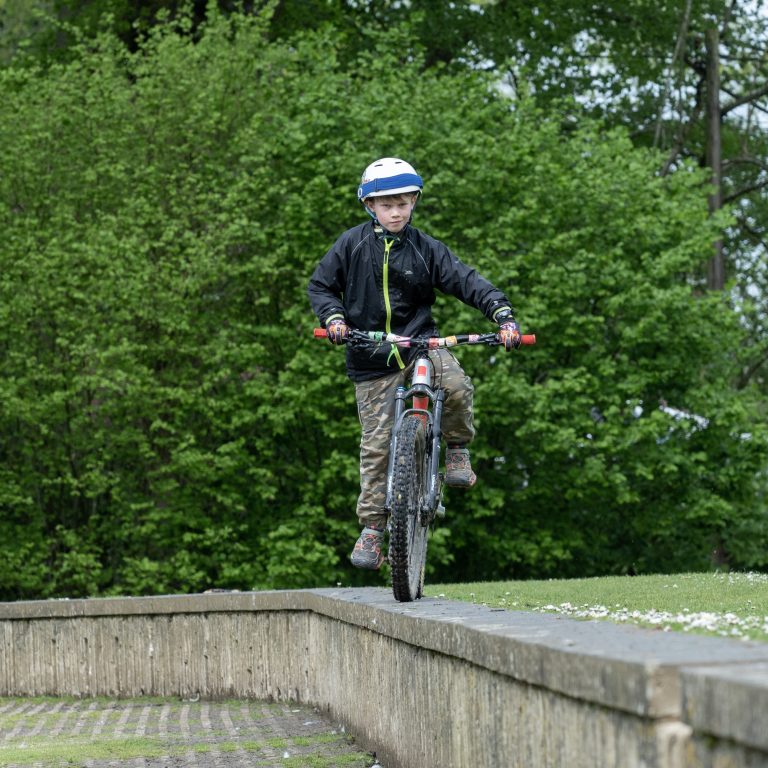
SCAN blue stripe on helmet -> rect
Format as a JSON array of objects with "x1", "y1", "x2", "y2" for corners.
[{"x1": 357, "y1": 172, "x2": 423, "y2": 200}]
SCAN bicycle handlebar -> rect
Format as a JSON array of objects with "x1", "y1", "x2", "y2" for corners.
[{"x1": 313, "y1": 328, "x2": 536, "y2": 348}]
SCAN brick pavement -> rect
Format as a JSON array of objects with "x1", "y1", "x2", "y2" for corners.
[{"x1": 0, "y1": 697, "x2": 379, "y2": 767}]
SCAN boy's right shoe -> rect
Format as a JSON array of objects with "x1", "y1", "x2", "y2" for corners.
[
  {"x1": 350, "y1": 526, "x2": 386, "y2": 570},
  {"x1": 445, "y1": 446, "x2": 477, "y2": 487}
]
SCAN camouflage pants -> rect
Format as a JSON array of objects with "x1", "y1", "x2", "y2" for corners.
[{"x1": 354, "y1": 349, "x2": 475, "y2": 527}]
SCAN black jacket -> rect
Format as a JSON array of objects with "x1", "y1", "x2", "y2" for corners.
[{"x1": 308, "y1": 221, "x2": 512, "y2": 381}]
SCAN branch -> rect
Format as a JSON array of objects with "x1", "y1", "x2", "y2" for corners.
[
  {"x1": 734, "y1": 214, "x2": 768, "y2": 250},
  {"x1": 722, "y1": 156, "x2": 768, "y2": 173},
  {"x1": 721, "y1": 84, "x2": 768, "y2": 117},
  {"x1": 737, "y1": 347, "x2": 768, "y2": 390},
  {"x1": 720, "y1": 0, "x2": 738, "y2": 43},
  {"x1": 659, "y1": 74, "x2": 706, "y2": 176},
  {"x1": 654, "y1": 0, "x2": 693, "y2": 148},
  {"x1": 720, "y1": 52, "x2": 768, "y2": 64},
  {"x1": 723, "y1": 178, "x2": 768, "y2": 204},
  {"x1": 721, "y1": 81, "x2": 768, "y2": 115}
]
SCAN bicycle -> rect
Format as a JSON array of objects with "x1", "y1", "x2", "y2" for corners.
[{"x1": 314, "y1": 327, "x2": 536, "y2": 602}]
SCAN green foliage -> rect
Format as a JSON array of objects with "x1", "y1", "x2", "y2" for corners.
[
  {"x1": 0, "y1": 10, "x2": 765, "y2": 598},
  {"x1": 422, "y1": 113, "x2": 768, "y2": 579}
]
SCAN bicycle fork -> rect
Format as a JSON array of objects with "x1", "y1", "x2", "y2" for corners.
[{"x1": 384, "y1": 354, "x2": 446, "y2": 521}]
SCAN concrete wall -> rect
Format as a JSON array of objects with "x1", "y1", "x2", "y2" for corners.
[{"x1": 1, "y1": 587, "x2": 767, "y2": 768}]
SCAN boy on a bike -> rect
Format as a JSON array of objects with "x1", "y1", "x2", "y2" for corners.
[{"x1": 308, "y1": 157, "x2": 521, "y2": 570}]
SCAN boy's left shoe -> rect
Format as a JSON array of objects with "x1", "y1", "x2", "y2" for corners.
[
  {"x1": 445, "y1": 447, "x2": 477, "y2": 488},
  {"x1": 350, "y1": 526, "x2": 386, "y2": 570}
]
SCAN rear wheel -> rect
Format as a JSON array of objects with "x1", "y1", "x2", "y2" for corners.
[{"x1": 389, "y1": 414, "x2": 430, "y2": 602}]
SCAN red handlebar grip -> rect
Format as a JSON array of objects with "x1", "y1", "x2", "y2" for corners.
[{"x1": 313, "y1": 328, "x2": 328, "y2": 338}]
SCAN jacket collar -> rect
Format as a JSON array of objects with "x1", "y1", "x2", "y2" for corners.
[{"x1": 372, "y1": 221, "x2": 409, "y2": 243}]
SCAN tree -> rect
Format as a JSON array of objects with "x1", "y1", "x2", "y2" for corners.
[
  {"x1": 5, "y1": 0, "x2": 766, "y2": 306},
  {"x1": 431, "y1": 118, "x2": 767, "y2": 578},
  {"x1": 0, "y1": 9, "x2": 764, "y2": 598}
]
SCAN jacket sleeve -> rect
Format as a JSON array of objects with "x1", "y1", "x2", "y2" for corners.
[
  {"x1": 307, "y1": 234, "x2": 349, "y2": 326},
  {"x1": 430, "y1": 240, "x2": 514, "y2": 323}
]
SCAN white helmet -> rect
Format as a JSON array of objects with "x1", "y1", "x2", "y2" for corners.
[{"x1": 357, "y1": 157, "x2": 423, "y2": 203}]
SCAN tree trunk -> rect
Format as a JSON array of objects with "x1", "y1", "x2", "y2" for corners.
[{"x1": 705, "y1": 27, "x2": 725, "y2": 290}]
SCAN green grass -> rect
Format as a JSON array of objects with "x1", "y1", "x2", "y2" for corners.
[
  {"x1": 283, "y1": 755, "x2": 370, "y2": 767},
  {"x1": 427, "y1": 571, "x2": 768, "y2": 642},
  {"x1": 0, "y1": 699, "x2": 375, "y2": 768},
  {"x1": 0, "y1": 733, "x2": 370, "y2": 767},
  {"x1": 0, "y1": 736, "x2": 170, "y2": 764}
]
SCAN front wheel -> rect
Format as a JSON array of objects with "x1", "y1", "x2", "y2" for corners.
[{"x1": 389, "y1": 414, "x2": 430, "y2": 602}]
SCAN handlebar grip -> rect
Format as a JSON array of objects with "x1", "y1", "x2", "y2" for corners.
[{"x1": 313, "y1": 328, "x2": 328, "y2": 338}]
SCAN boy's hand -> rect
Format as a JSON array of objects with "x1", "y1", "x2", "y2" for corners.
[
  {"x1": 326, "y1": 319, "x2": 349, "y2": 345},
  {"x1": 498, "y1": 320, "x2": 521, "y2": 351}
]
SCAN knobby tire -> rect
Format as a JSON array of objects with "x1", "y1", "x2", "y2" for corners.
[{"x1": 389, "y1": 414, "x2": 430, "y2": 602}]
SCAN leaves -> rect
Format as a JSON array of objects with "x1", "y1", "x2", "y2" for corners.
[{"x1": 0, "y1": 10, "x2": 765, "y2": 598}]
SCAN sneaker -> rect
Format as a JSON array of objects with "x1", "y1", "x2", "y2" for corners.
[
  {"x1": 350, "y1": 526, "x2": 386, "y2": 570},
  {"x1": 445, "y1": 446, "x2": 477, "y2": 488}
]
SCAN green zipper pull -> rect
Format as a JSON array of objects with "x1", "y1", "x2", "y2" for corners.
[{"x1": 383, "y1": 238, "x2": 405, "y2": 369}]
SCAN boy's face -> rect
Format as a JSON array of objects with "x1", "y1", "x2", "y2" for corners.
[{"x1": 365, "y1": 194, "x2": 416, "y2": 234}]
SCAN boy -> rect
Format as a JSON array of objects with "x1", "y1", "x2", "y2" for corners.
[{"x1": 308, "y1": 157, "x2": 521, "y2": 569}]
